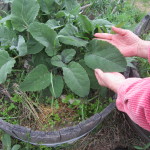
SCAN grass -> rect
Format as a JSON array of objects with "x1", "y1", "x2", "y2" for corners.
[{"x1": 0, "y1": 89, "x2": 111, "y2": 131}]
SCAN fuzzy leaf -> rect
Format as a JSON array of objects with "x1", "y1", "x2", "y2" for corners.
[
  {"x1": 63, "y1": 62, "x2": 90, "y2": 97},
  {"x1": 84, "y1": 40, "x2": 127, "y2": 72},
  {"x1": 58, "y1": 35, "x2": 88, "y2": 47},
  {"x1": 32, "y1": 51, "x2": 52, "y2": 68},
  {"x1": 27, "y1": 38, "x2": 44, "y2": 54},
  {"x1": 77, "y1": 14, "x2": 94, "y2": 33},
  {"x1": 38, "y1": 0, "x2": 55, "y2": 14},
  {"x1": 50, "y1": 75, "x2": 64, "y2": 98},
  {"x1": 2, "y1": 134, "x2": 11, "y2": 150},
  {"x1": 46, "y1": 19, "x2": 62, "y2": 29},
  {"x1": 92, "y1": 19, "x2": 113, "y2": 27},
  {"x1": 0, "y1": 26, "x2": 16, "y2": 46},
  {"x1": 58, "y1": 24, "x2": 78, "y2": 36},
  {"x1": 79, "y1": 60, "x2": 100, "y2": 89},
  {"x1": 0, "y1": 50, "x2": 15, "y2": 84},
  {"x1": 12, "y1": 145, "x2": 21, "y2": 150},
  {"x1": 61, "y1": 49, "x2": 76, "y2": 63},
  {"x1": 28, "y1": 22, "x2": 59, "y2": 56},
  {"x1": 17, "y1": 35, "x2": 27, "y2": 56},
  {"x1": 20, "y1": 64, "x2": 51, "y2": 91},
  {"x1": 56, "y1": 11, "x2": 70, "y2": 18},
  {"x1": 64, "y1": 0, "x2": 80, "y2": 15},
  {"x1": 11, "y1": 0, "x2": 40, "y2": 32},
  {"x1": 0, "y1": 15, "x2": 11, "y2": 24},
  {"x1": 51, "y1": 55, "x2": 66, "y2": 67}
]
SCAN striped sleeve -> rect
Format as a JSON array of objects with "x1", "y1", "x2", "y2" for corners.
[{"x1": 116, "y1": 77, "x2": 150, "y2": 131}]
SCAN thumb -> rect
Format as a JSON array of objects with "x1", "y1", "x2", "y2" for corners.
[{"x1": 95, "y1": 69, "x2": 104, "y2": 79}]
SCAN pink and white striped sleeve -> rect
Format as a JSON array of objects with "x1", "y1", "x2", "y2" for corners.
[
  {"x1": 116, "y1": 78, "x2": 150, "y2": 131},
  {"x1": 149, "y1": 46, "x2": 150, "y2": 63}
]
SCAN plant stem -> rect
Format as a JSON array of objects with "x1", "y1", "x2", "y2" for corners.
[
  {"x1": 13, "y1": 55, "x2": 20, "y2": 59},
  {"x1": 81, "y1": 103, "x2": 84, "y2": 120},
  {"x1": 111, "y1": 0, "x2": 121, "y2": 14},
  {"x1": 95, "y1": 99, "x2": 100, "y2": 113}
]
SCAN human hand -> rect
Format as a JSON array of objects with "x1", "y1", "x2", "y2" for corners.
[
  {"x1": 95, "y1": 69, "x2": 125, "y2": 93},
  {"x1": 94, "y1": 26, "x2": 150, "y2": 58}
]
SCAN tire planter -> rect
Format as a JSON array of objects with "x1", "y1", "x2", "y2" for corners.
[
  {"x1": 0, "y1": 0, "x2": 115, "y2": 146},
  {"x1": 0, "y1": 0, "x2": 117, "y2": 146},
  {"x1": 0, "y1": 3, "x2": 149, "y2": 146},
  {"x1": 0, "y1": 103, "x2": 115, "y2": 146}
]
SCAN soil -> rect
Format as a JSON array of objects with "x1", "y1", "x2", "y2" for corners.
[
  {"x1": 63, "y1": 110, "x2": 146, "y2": 150},
  {"x1": 0, "y1": 109, "x2": 147, "y2": 150},
  {"x1": 0, "y1": 87, "x2": 107, "y2": 131},
  {"x1": 19, "y1": 100, "x2": 80, "y2": 131},
  {"x1": 134, "y1": 0, "x2": 150, "y2": 13}
]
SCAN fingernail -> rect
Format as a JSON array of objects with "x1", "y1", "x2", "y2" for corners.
[
  {"x1": 94, "y1": 33, "x2": 98, "y2": 36},
  {"x1": 94, "y1": 69, "x2": 100, "y2": 77},
  {"x1": 94, "y1": 69, "x2": 99, "y2": 73}
]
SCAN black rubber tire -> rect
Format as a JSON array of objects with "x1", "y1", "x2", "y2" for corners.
[
  {"x1": 134, "y1": 13, "x2": 150, "y2": 36},
  {"x1": 0, "y1": 103, "x2": 116, "y2": 146},
  {"x1": 126, "y1": 116, "x2": 150, "y2": 143}
]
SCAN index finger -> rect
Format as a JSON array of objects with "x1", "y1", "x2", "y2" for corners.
[{"x1": 94, "y1": 33, "x2": 113, "y2": 40}]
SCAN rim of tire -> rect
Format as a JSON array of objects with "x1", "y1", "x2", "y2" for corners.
[{"x1": 0, "y1": 103, "x2": 116, "y2": 146}]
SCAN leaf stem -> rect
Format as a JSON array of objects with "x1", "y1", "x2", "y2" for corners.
[{"x1": 13, "y1": 56, "x2": 20, "y2": 59}]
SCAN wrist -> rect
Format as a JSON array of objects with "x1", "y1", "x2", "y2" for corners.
[
  {"x1": 111, "y1": 79, "x2": 125, "y2": 93},
  {"x1": 137, "y1": 40, "x2": 150, "y2": 58}
]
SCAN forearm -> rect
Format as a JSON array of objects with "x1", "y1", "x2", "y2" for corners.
[{"x1": 116, "y1": 77, "x2": 150, "y2": 131}]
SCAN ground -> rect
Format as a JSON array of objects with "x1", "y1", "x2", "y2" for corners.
[
  {"x1": 134, "y1": 0, "x2": 150, "y2": 13},
  {"x1": 67, "y1": 110, "x2": 145, "y2": 150}
]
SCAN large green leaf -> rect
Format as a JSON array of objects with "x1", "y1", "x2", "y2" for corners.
[
  {"x1": 0, "y1": 26, "x2": 16, "y2": 46},
  {"x1": 46, "y1": 19, "x2": 62, "y2": 29},
  {"x1": 11, "y1": 0, "x2": 40, "y2": 32},
  {"x1": 17, "y1": 35, "x2": 27, "y2": 56},
  {"x1": 0, "y1": 15, "x2": 11, "y2": 24},
  {"x1": 37, "y1": 0, "x2": 55, "y2": 14},
  {"x1": 84, "y1": 40, "x2": 127, "y2": 72},
  {"x1": 61, "y1": 49, "x2": 76, "y2": 63},
  {"x1": 56, "y1": 11, "x2": 72, "y2": 18},
  {"x1": 27, "y1": 38, "x2": 44, "y2": 54},
  {"x1": 51, "y1": 55, "x2": 66, "y2": 67},
  {"x1": 63, "y1": 62, "x2": 90, "y2": 97},
  {"x1": 12, "y1": 145, "x2": 21, "y2": 150},
  {"x1": 32, "y1": 51, "x2": 52, "y2": 68},
  {"x1": 58, "y1": 24, "x2": 78, "y2": 36},
  {"x1": 50, "y1": 75, "x2": 64, "y2": 98},
  {"x1": 28, "y1": 22, "x2": 59, "y2": 56},
  {"x1": 77, "y1": 14, "x2": 94, "y2": 34},
  {"x1": 2, "y1": 134, "x2": 11, "y2": 150},
  {"x1": 79, "y1": 60, "x2": 100, "y2": 89},
  {"x1": 20, "y1": 64, "x2": 51, "y2": 91},
  {"x1": 92, "y1": 19, "x2": 113, "y2": 28},
  {"x1": 64, "y1": 0, "x2": 80, "y2": 15},
  {"x1": 0, "y1": 51, "x2": 16, "y2": 84},
  {"x1": 58, "y1": 35, "x2": 88, "y2": 47}
]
